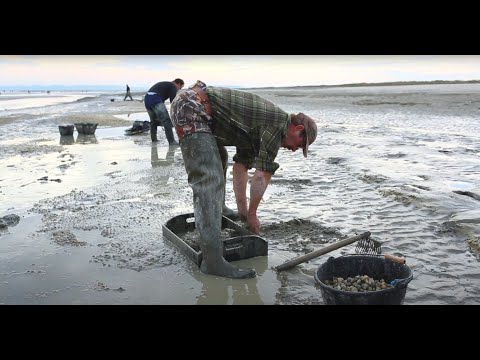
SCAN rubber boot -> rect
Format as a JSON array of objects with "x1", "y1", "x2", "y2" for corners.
[
  {"x1": 150, "y1": 120, "x2": 158, "y2": 142},
  {"x1": 163, "y1": 118, "x2": 178, "y2": 145},
  {"x1": 181, "y1": 133, "x2": 256, "y2": 279},
  {"x1": 218, "y1": 144, "x2": 240, "y2": 221}
]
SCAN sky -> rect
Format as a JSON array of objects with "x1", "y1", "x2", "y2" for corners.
[{"x1": 1, "y1": 55, "x2": 480, "y2": 90}]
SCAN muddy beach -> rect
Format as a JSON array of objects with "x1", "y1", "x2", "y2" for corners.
[{"x1": 1, "y1": 85, "x2": 480, "y2": 304}]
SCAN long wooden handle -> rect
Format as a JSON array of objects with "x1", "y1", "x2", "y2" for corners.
[
  {"x1": 384, "y1": 253, "x2": 406, "y2": 264},
  {"x1": 275, "y1": 231, "x2": 371, "y2": 272}
]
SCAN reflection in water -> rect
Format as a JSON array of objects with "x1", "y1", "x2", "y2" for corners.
[
  {"x1": 76, "y1": 134, "x2": 98, "y2": 144},
  {"x1": 59, "y1": 135, "x2": 75, "y2": 145},
  {"x1": 196, "y1": 256, "x2": 268, "y2": 305},
  {"x1": 151, "y1": 144, "x2": 176, "y2": 168},
  {"x1": 151, "y1": 144, "x2": 179, "y2": 186}
]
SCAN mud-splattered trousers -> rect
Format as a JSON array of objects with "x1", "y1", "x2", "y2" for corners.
[{"x1": 144, "y1": 94, "x2": 177, "y2": 144}]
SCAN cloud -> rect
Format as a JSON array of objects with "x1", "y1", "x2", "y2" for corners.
[{"x1": 1, "y1": 55, "x2": 480, "y2": 88}]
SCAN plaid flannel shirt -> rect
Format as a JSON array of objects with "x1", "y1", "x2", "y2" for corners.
[
  {"x1": 170, "y1": 84, "x2": 290, "y2": 174},
  {"x1": 208, "y1": 87, "x2": 289, "y2": 174}
]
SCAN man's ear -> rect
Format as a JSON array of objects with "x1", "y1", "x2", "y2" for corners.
[{"x1": 295, "y1": 124, "x2": 305, "y2": 132}]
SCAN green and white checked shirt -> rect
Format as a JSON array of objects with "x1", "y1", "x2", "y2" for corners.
[{"x1": 207, "y1": 87, "x2": 290, "y2": 174}]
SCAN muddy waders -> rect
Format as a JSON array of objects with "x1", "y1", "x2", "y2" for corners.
[
  {"x1": 180, "y1": 133, "x2": 256, "y2": 279},
  {"x1": 218, "y1": 144, "x2": 240, "y2": 221},
  {"x1": 150, "y1": 117, "x2": 177, "y2": 144},
  {"x1": 147, "y1": 102, "x2": 178, "y2": 145}
]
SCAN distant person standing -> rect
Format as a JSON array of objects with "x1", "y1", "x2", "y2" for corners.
[
  {"x1": 124, "y1": 84, "x2": 133, "y2": 101},
  {"x1": 144, "y1": 78, "x2": 184, "y2": 144}
]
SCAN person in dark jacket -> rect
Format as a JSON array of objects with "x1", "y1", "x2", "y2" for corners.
[
  {"x1": 144, "y1": 79, "x2": 184, "y2": 144},
  {"x1": 124, "y1": 84, "x2": 133, "y2": 101}
]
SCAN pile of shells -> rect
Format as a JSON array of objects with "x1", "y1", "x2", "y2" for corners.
[
  {"x1": 52, "y1": 230, "x2": 87, "y2": 246},
  {"x1": 322, "y1": 275, "x2": 392, "y2": 292},
  {"x1": 182, "y1": 228, "x2": 239, "y2": 251}
]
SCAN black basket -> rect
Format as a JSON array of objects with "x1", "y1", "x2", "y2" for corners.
[
  {"x1": 58, "y1": 125, "x2": 74, "y2": 136},
  {"x1": 74, "y1": 123, "x2": 98, "y2": 135},
  {"x1": 162, "y1": 213, "x2": 268, "y2": 267},
  {"x1": 314, "y1": 255, "x2": 413, "y2": 305}
]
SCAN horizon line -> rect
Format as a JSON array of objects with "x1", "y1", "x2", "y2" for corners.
[{"x1": 2, "y1": 79, "x2": 480, "y2": 91}]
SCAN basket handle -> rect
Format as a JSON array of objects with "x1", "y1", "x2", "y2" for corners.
[{"x1": 384, "y1": 254, "x2": 406, "y2": 264}]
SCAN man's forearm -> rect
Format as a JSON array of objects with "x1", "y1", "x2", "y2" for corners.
[
  {"x1": 248, "y1": 170, "x2": 272, "y2": 216},
  {"x1": 233, "y1": 162, "x2": 249, "y2": 218}
]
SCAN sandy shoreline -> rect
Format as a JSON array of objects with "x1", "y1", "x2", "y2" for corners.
[
  {"x1": 0, "y1": 133, "x2": 331, "y2": 304},
  {"x1": 1, "y1": 85, "x2": 480, "y2": 304}
]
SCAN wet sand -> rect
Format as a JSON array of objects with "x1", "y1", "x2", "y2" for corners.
[{"x1": 1, "y1": 85, "x2": 480, "y2": 304}]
